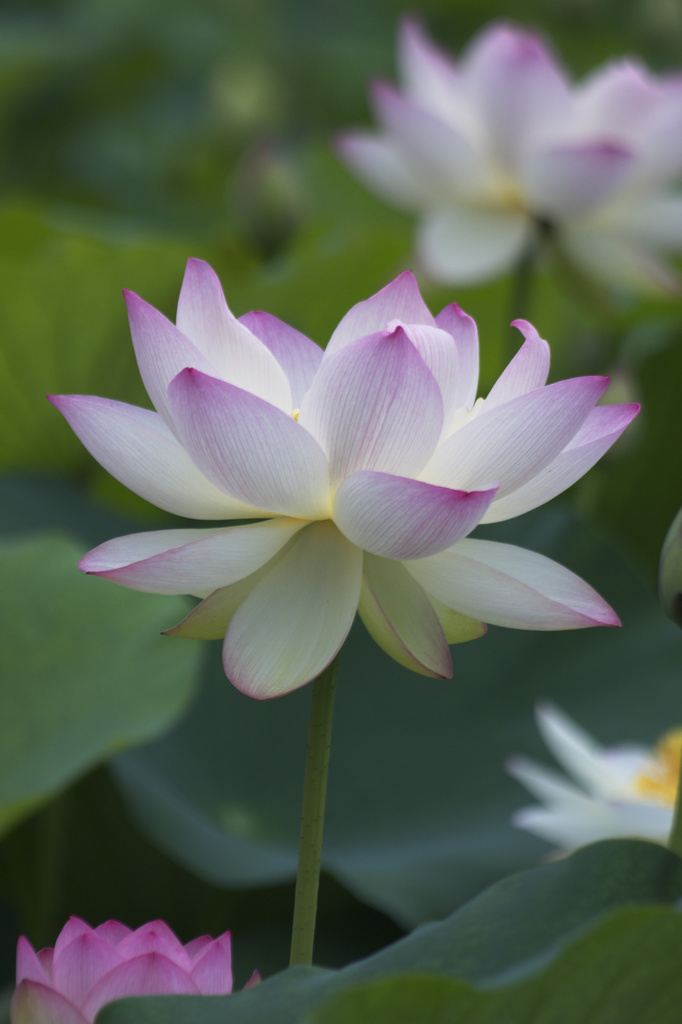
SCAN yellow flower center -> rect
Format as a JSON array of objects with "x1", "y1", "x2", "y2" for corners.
[
  {"x1": 291, "y1": 408, "x2": 300, "y2": 421},
  {"x1": 631, "y1": 728, "x2": 682, "y2": 806}
]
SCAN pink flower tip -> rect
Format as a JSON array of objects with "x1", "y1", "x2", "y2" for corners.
[{"x1": 11, "y1": 918, "x2": 252, "y2": 1024}]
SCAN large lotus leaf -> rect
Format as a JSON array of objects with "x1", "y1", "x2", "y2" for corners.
[
  {"x1": 98, "y1": 840, "x2": 682, "y2": 1023},
  {"x1": 0, "y1": 532, "x2": 201, "y2": 835},
  {"x1": 111, "y1": 507, "x2": 681, "y2": 927}
]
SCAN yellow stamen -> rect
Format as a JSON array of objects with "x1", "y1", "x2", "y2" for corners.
[
  {"x1": 291, "y1": 409, "x2": 300, "y2": 421},
  {"x1": 631, "y1": 728, "x2": 682, "y2": 806}
]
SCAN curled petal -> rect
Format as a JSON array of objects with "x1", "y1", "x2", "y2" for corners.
[
  {"x1": 423, "y1": 376, "x2": 609, "y2": 498},
  {"x1": 483, "y1": 402, "x2": 640, "y2": 522},
  {"x1": 78, "y1": 519, "x2": 305, "y2": 597},
  {"x1": 223, "y1": 522, "x2": 363, "y2": 699},
  {"x1": 434, "y1": 303, "x2": 479, "y2": 412},
  {"x1": 300, "y1": 325, "x2": 443, "y2": 483},
  {"x1": 48, "y1": 395, "x2": 262, "y2": 520},
  {"x1": 358, "y1": 554, "x2": 451, "y2": 677},
  {"x1": 169, "y1": 368, "x2": 330, "y2": 519},
  {"x1": 176, "y1": 259, "x2": 292, "y2": 411},
  {"x1": 484, "y1": 320, "x2": 550, "y2": 409},
  {"x1": 334, "y1": 471, "x2": 497, "y2": 559},
  {"x1": 406, "y1": 538, "x2": 619, "y2": 629},
  {"x1": 238, "y1": 311, "x2": 323, "y2": 407},
  {"x1": 326, "y1": 271, "x2": 435, "y2": 355},
  {"x1": 418, "y1": 205, "x2": 530, "y2": 285}
]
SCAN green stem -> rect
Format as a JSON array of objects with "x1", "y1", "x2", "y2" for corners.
[
  {"x1": 668, "y1": 751, "x2": 682, "y2": 857},
  {"x1": 508, "y1": 217, "x2": 551, "y2": 331},
  {"x1": 289, "y1": 656, "x2": 339, "y2": 967}
]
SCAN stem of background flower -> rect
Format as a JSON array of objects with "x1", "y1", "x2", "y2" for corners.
[
  {"x1": 667, "y1": 754, "x2": 682, "y2": 857},
  {"x1": 289, "y1": 655, "x2": 339, "y2": 967},
  {"x1": 507, "y1": 218, "x2": 551, "y2": 336}
]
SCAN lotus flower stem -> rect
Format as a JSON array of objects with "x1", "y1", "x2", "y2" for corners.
[{"x1": 289, "y1": 656, "x2": 339, "y2": 967}]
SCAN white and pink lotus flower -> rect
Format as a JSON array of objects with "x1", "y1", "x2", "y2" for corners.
[
  {"x1": 51, "y1": 260, "x2": 638, "y2": 699},
  {"x1": 11, "y1": 918, "x2": 249, "y2": 1024},
  {"x1": 337, "y1": 19, "x2": 682, "y2": 292},
  {"x1": 508, "y1": 704, "x2": 681, "y2": 852}
]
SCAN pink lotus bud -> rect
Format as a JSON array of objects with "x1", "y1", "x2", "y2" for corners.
[{"x1": 11, "y1": 918, "x2": 241, "y2": 1023}]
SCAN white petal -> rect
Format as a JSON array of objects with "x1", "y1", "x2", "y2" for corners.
[
  {"x1": 417, "y1": 205, "x2": 530, "y2": 286},
  {"x1": 560, "y1": 222, "x2": 681, "y2": 294},
  {"x1": 176, "y1": 259, "x2": 292, "y2": 411},
  {"x1": 406, "y1": 538, "x2": 619, "y2": 630},
  {"x1": 434, "y1": 303, "x2": 480, "y2": 412},
  {"x1": 237, "y1": 310, "x2": 323, "y2": 407},
  {"x1": 326, "y1": 271, "x2": 435, "y2": 357},
  {"x1": 223, "y1": 521, "x2": 363, "y2": 699},
  {"x1": 484, "y1": 320, "x2": 550, "y2": 410},
  {"x1": 358, "y1": 554, "x2": 451, "y2": 677},
  {"x1": 335, "y1": 132, "x2": 429, "y2": 209},
  {"x1": 522, "y1": 142, "x2": 632, "y2": 217}
]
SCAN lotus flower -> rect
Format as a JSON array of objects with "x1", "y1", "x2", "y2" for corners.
[
  {"x1": 50, "y1": 259, "x2": 637, "y2": 699},
  {"x1": 337, "y1": 19, "x2": 682, "y2": 293},
  {"x1": 11, "y1": 918, "x2": 245, "y2": 1023},
  {"x1": 508, "y1": 704, "x2": 681, "y2": 852}
]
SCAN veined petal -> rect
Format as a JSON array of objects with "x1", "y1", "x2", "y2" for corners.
[
  {"x1": 370, "y1": 82, "x2": 486, "y2": 199},
  {"x1": 189, "y1": 936, "x2": 233, "y2": 995},
  {"x1": 335, "y1": 132, "x2": 430, "y2": 210},
  {"x1": 223, "y1": 521, "x2": 363, "y2": 699},
  {"x1": 326, "y1": 271, "x2": 435, "y2": 356},
  {"x1": 422, "y1": 376, "x2": 609, "y2": 498},
  {"x1": 117, "y1": 923, "x2": 189, "y2": 968},
  {"x1": 418, "y1": 205, "x2": 530, "y2": 285},
  {"x1": 81, "y1": 955, "x2": 200, "y2": 1022},
  {"x1": 484, "y1": 320, "x2": 550, "y2": 409},
  {"x1": 427, "y1": 594, "x2": 487, "y2": 645},
  {"x1": 176, "y1": 259, "x2": 292, "y2": 411},
  {"x1": 406, "y1": 538, "x2": 619, "y2": 629},
  {"x1": 124, "y1": 290, "x2": 218, "y2": 431},
  {"x1": 238, "y1": 310, "x2": 323, "y2": 407},
  {"x1": 358, "y1": 554, "x2": 451, "y2": 677},
  {"x1": 78, "y1": 519, "x2": 305, "y2": 598},
  {"x1": 434, "y1": 303, "x2": 479, "y2": 412},
  {"x1": 333, "y1": 471, "x2": 497, "y2": 559},
  {"x1": 299, "y1": 326, "x2": 443, "y2": 483},
  {"x1": 48, "y1": 395, "x2": 263, "y2": 520},
  {"x1": 169, "y1": 368, "x2": 330, "y2": 518},
  {"x1": 461, "y1": 23, "x2": 570, "y2": 162},
  {"x1": 11, "y1": 981, "x2": 88, "y2": 1024},
  {"x1": 94, "y1": 922, "x2": 132, "y2": 946},
  {"x1": 16, "y1": 938, "x2": 50, "y2": 986},
  {"x1": 522, "y1": 142, "x2": 633, "y2": 217},
  {"x1": 482, "y1": 402, "x2": 640, "y2": 522},
  {"x1": 389, "y1": 322, "x2": 462, "y2": 432},
  {"x1": 52, "y1": 933, "x2": 124, "y2": 1011}
]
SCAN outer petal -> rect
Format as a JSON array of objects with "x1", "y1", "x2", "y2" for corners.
[
  {"x1": 94, "y1": 922, "x2": 132, "y2": 947},
  {"x1": 169, "y1": 368, "x2": 330, "y2": 519},
  {"x1": 358, "y1": 553, "x2": 451, "y2": 677},
  {"x1": 335, "y1": 132, "x2": 429, "y2": 210},
  {"x1": 434, "y1": 303, "x2": 479, "y2": 412},
  {"x1": 398, "y1": 18, "x2": 467, "y2": 126},
  {"x1": 326, "y1": 271, "x2": 435, "y2": 356},
  {"x1": 461, "y1": 23, "x2": 570, "y2": 161},
  {"x1": 16, "y1": 938, "x2": 50, "y2": 986},
  {"x1": 188, "y1": 935, "x2": 233, "y2": 995},
  {"x1": 522, "y1": 142, "x2": 633, "y2": 217},
  {"x1": 369, "y1": 82, "x2": 486, "y2": 199},
  {"x1": 417, "y1": 204, "x2": 530, "y2": 285},
  {"x1": 81, "y1": 955, "x2": 200, "y2": 1022},
  {"x1": 123, "y1": 291, "x2": 218, "y2": 431},
  {"x1": 52, "y1": 933, "x2": 124, "y2": 1011},
  {"x1": 573, "y1": 60, "x2": 663, "y2": 140},
  {"x1": 422, "y1": 376, "x2": 609, "y2": 498},
  {"x1": 117, "y1": 923, "x2": 190, "y2": 969},
  {"x1": 333, "y1": 471, "x2": 497, "y2": 559},
  {"x1": 299, "y1": 326, "x2": 443, "y2": 484},
  {"x1": 238, "y1": 311, "x2": 323, "y2": 407},
  {"x1": 406, "y1": 538, "x2": 619, "y2": 629},
  {"x1": 512, "y1": 798, "x2": 672, "y2": 848},
  {"x1": 482, "y1": 402, "x2": 640, "y2": 522},
  {"x1": 484, "y1": 320, "x2": 550, "y2": 410},
  {"x1": 78, "y1": 519, "x2": 305, "y2": 598},
  {"x1": 223, "y1": 521, "x2": 363, "y2": 699},
  {"x1": 11, "y1": 981, "x2": 87, "y2": 1024},
  {"x1": 559, "y1": 222, "x2": 681, "y2": 294},
  {"x1": 176, "y1": 259, "x2": 292, "y2": 411},
  {"x1": 49, "y1": 394, "x2": 263, "y2": 520}
]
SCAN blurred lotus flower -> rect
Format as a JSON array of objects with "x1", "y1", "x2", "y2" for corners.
[
  {"x1": 337, "y1": 19, "x2": 682, "y2": 293},
  {"x1": 508, "y1": 703, "x2": 681, "y2": 852},
  {"x1": 51, "y1": 260, "x2": 637, "y2": 699},
  {"x1": 659, "y1": 503, "x2": 682, "y2": 626},
  {"x1": 10, "y1": 918, "x2": 248, "y2": 1024}
]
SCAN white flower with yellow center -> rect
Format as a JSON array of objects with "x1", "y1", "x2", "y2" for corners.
[{"x1": 508, "y1": 703, "x2": 682, "y2": 851}]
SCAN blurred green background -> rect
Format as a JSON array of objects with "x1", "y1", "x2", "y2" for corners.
[{"x1": 1, "y1": 0, "x2": 682, "y2": 998}]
